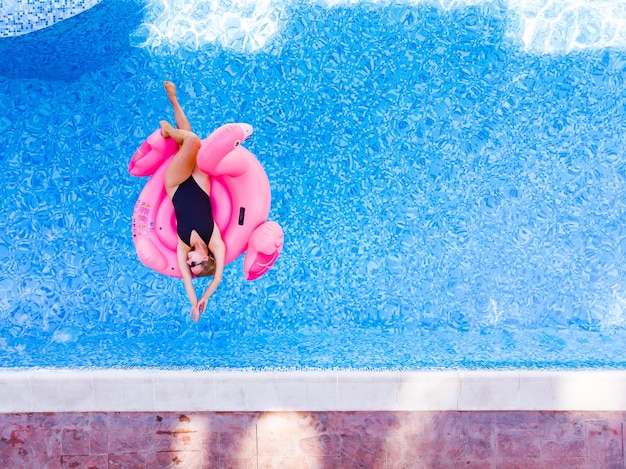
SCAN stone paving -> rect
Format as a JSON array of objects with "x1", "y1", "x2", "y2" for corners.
[{"x1": 0, "y1": 411, "x2": 623, "y2": 468}]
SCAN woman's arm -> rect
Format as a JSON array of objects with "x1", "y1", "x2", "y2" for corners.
[
  {"x1": 200, "y1": 223, "x2": 226, "y2": 302},
  {"x1": 177, "y1": 241, "x2": 199, "y2": 309}
]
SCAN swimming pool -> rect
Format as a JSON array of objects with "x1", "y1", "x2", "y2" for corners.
[{"x1": 2, "y1": 0, "x2": 626, "y2": 373}]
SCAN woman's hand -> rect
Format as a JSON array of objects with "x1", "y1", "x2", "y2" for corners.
[{"x1": 191, "y1": 298, "x2": 207, "y2": 322}]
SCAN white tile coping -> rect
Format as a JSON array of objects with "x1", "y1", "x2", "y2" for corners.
[{"x1": 1, "y1": 369, "x2": 626, "y2": 413}]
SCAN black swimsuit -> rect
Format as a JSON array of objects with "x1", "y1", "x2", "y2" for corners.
[{"x1": 172, "y1": 176, "x2": 214, "y2": 246}]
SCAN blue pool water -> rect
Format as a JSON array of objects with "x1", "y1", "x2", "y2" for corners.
[{"x1": 3, "y1": 0, "x2": 626, "y2": 369}]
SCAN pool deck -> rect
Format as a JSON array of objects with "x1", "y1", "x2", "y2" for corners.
[
  {"x1": 1, "y1": 409, "x2": 623, "y2": 467},
  {"x1": 2, "y1": 370, "x2": 626, "y2": 467}
]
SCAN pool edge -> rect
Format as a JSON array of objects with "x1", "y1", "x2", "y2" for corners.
[{"x1": 1, "y1": 369, "x2": 626, "y2": 413}]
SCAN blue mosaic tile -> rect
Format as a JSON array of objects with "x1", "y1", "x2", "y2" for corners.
[
  {"x1": 0, "y1": 0, "x2": 101, "y2": 37},
  {"x1": 2, "y1": 1, "x2": 626, "y2": 369}
]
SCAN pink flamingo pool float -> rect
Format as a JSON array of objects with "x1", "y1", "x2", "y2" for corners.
[{"x1": 129, "y1": 123, "x2": 284, "y2": 280}]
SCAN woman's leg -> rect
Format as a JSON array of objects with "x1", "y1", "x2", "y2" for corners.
[
  {"x1": 163, "y1": 120, "x2": 201, "y2": 196},
  {"x1": 164, "y1": 81, "x2": 191, "y2": 131}
]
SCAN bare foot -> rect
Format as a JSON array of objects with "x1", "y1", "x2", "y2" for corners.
[
  {"x1": 164, "y1": 81, "x2": 178, "y2": 104},
  {"x1": 160, "y1": 120, "x2": 175, "y2": 138}
]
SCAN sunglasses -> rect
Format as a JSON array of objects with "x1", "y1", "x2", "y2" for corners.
[{"x1": 189, "y1": 261, "x2": 204, "y2": 268}]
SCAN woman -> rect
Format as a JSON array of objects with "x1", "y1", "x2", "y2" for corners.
[{"x1": 161, "y1": 81, "x2": 226, "y2": 322}]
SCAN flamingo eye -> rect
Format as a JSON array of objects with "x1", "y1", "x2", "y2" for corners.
[{"x1": 234, "y1": 140, "x2": 241, "y2": 147}]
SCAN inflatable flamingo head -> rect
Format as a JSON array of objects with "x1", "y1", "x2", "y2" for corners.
[
  {"x1": 244, "y1": 222, "x2": 284, "y2": 280},
  {"x1": 128, "y1": 129, "x2": 179, "y2": 176}
]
